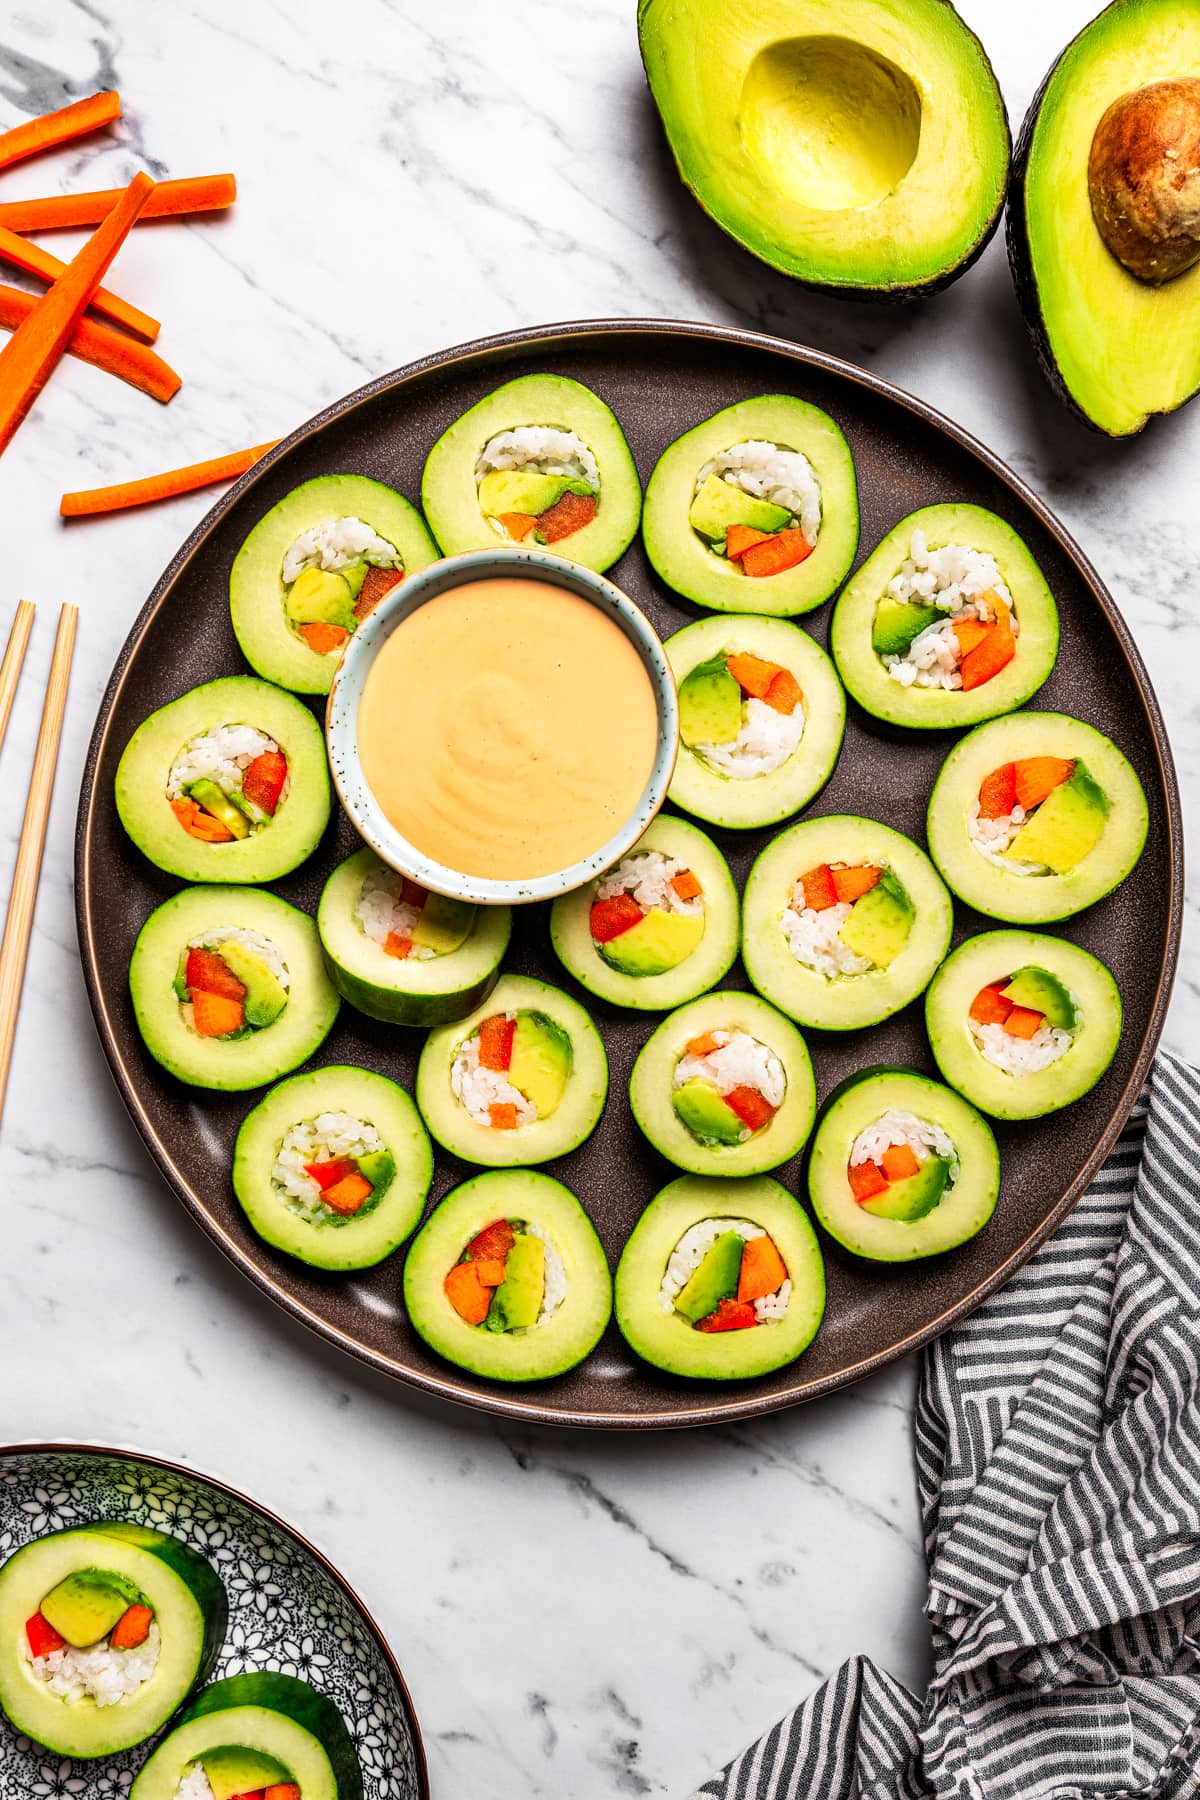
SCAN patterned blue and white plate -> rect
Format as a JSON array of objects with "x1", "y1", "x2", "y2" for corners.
[{"x1": 0, "y1": 1445, "x2": 427, "y2": 1800}]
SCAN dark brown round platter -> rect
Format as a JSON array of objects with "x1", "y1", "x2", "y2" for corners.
[{"x1": 76, "y1": 319, "x2": 1182, "y2": 1429}]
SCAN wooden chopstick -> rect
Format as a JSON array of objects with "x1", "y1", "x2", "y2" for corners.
[
  {"x1": 0, "y1": 601, "x2": 36, "y2": 755},
  {"x1": 0, "y1": 602, "x2": 77, "y2": 1124}
]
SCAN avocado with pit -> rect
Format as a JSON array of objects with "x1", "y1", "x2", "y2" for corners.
[
  {"x1": 871, "y1": 598, "x2": 942, "y2": 656},
  {"x1": 40, "y1": 1570, "x2": 139, "y2": 1648},
  {"x1": 200, "y1": 1749, "x2": 293, "y2": 1800},
  {"x1": 284, "y1": 565, "x2": 357, "y2": 632},
  {"x1": 219, "y1": 942, "x2": 289, "y2": 1028},
  {"x1": 672, "y1": 1077, "x2": 745, "y2": 1145},
  {"x1": 674, "y1": 1229, "x2": 744, "y2": 1321},
  {"x1": 186, "y1": 778, "x2": 251, "y2": 841},
  {"x1": 862, "y1": 1154, "x2": 950, "y2": 1221},
  {"x1": 476, "y1": 469, "x2": 592, "y2": 517},
  {"x1": 487, "y1": 1232, "x2": 546, "y2": 1331},
  {"x1": 411, "y1": 893, "x2": 476, "y2": 956},
  {"x1": 1005, "y1": 763, "x2": 1108, "y2": 873},
  {"x1": 678, "y1": 656, "x2": 742, "y2": 747},
  {"x1": 508, "y1": 1012, "x2": 572, "y2": 1118},
  {"x1": 837, "y1": 871, "x2": 914, "y2": 969},
  {"x1": 600, "y1": 908, "x2": 706, "y2": 978},
  {"x1": 1001, "y1": 965, "x2": 1077, "y2": 1029},
  {"x1": 688, "y1": 473, "x2": 792, "y2": 541}
]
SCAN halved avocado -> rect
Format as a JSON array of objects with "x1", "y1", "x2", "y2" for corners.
[
  {"x1": 639, "y1": 0, "x2": 1009, "y2": 296},
  {"x1": 1008, "y1": 0, "x2": 1200, "y2": 435}
]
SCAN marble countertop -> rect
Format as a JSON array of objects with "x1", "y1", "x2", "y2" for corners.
[{"x1": 0, "y1": 2, "x2": 1196, "y2": 1794}]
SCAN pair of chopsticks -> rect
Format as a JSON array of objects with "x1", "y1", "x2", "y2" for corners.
[{"x1": 0, "y1": 599, "x2": 77, "y2": 1124}]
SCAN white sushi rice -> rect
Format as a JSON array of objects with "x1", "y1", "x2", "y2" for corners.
[
  {"x1": 475, "y1": 426, "x2": 599, "y2": 491},
  {"x1": 166, "y1": 723, "x2": 280, "y2": 806},
  {"x1": 781, "y1": 893, "x2": 873, "y2": 980},
  {"x1": 355, "y1": 865, "x2": 437, "y2": 960},
  {"x1": 850, "y1": 1109, "x2": 960, "y2": 1180},
  {"x1": 970, "y1": 1018, "x2": 1073, "y2": 1076},
  {"x1": 968, "y1": 799, "x2": 1048, "y2": 876},
  {"x1": 518, "y1": 1219, "x2": 568, "y2": 1330},
  {"x1": 271, "y1": 1112, "x2": 385, "y2": 1217},
  {"x1": 187, "y1": 927, "x2": 289, "y2": 986},
  {"x1": 174, "y1": 1769, "x2": 215, "y2": 1800},
  {"x1": 658, "y1": 1216, "x2": 790, "y2": 1325},
  {"x1": 451, "y1": 1021, "x2": 537, "y2": 1127},
  {"x1": 695, "y1": 695, "x2": 806, "y2": 779},
  {"x1": 281, "y1": 515, "x2": 401, "y2": 584},
  {"x1": 23, "y1": 1623, "x2": 161, "y2": 1707},
  {"x1": 595, "y1": 850, "x2": 703, "y2": 918},
  {"x1": 697, "y1": 440, "x2": 821, "y2": 546},
  {"x1": 881, "y1": 531, "x2": 1018, "y2": 691},
  {"x1": 673, "y1": 1030, "x2": 785, "y2": 1113}
]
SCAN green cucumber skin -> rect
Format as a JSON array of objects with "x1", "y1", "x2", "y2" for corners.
[
  {"x1": 180, "y1": 1674, "x2": 363, "y2": 1800},
  {"x1": 322, "y1": 951, "x2": 504, "y2": 1028},
  {"x1": 89, "y1": 1523, "x2": 228, "y2": 1683}
]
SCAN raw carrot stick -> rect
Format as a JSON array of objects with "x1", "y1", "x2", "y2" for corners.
[
  {"x1": 0, "y1": 224, "x2": 159, "y2": 341},
  {"x1": 0, "y1": 173, "x2": 236, "y2": 232},
  {"x1": 60, "y1": 440, "x2": 279, "y2": 518},
  {"x1": 0, "y1": 171, "x2": 155, "y2": 458},
  {"x1": 0, "y1": 92, "x2": 120, "y2": 173},
  {"x1": 0, "y1": 283, "x2": 179, "y2": 403}
]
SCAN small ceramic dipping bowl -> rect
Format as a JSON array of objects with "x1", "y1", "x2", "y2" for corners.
[{"x1": 326, "y1": 546, "x2": 679, "y2": 907}]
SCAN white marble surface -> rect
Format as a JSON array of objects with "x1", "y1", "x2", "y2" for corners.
[{"x1": 0, "y1": 2, "x2": 1196, "y2": 1794}]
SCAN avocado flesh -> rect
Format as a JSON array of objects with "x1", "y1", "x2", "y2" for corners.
[
  {"x1": 838, "y1": 872, "x2": 914, "y2": 968},
  {"x1": 285, "y1": 566, "x2": 357, "y2": 631},
  {"x1": 186, "y1": 778, "x2": 251, "y2": 841},
  {"x1": 672, "y1": 1077, "x2": 745, "y2": 1145},
  {"x1": 1005, "y1": 765, "x2": 1107, "y2": 873},
  {"x1": 218, "y1": 943, "x2": 289, "y2": 1027},
  {"x1": 871, "y1": 598, "x2": 942, "y2": 655},
  {"x1": 508, "y1": 1012, "x2": 571, "y2": 1118},
  {"x1": 1012, "y1": 0, "x2": 1200, "y2": 434},
  {"x1": 488, "y1": 1232, "x2": 545, "y2": 1330},
  {"x1": 1000, "y1": 965, "x2": 1077, "y2": 1029},
  {"x1": 40, "y1": 1571, "x2": 138, "y2": 1648},
  {"x1": 200, "y1": 1748, "x2": 293, "y2": 1800},
  {"x1": 476, "y1": 469, "x2": 591, "y2": 517},
  {"x1": 600, "y1": 907, "x2": 705, "y2": 976},
  {"x1": 357, "y1": 1149, "x2": 396, "y2": 1198},
  {"x1": 338, "y1": 559, "x2": 369, "y2": 600},
  {"x1": 688, "y1": 472, "x2": 792, "y2": 540},
  {"x1": 679, "y1": 657, "x2": 743, "y2": 747},
  {"x1": 674, "y1": 1230, "x2": 744, "y2": 1322},
  {"x1": 411, "y1": 893, "x2": 476, "y2": 955},
  {"x1": 862, "y1": 1155, "x2": 950, "y2": 1221}
]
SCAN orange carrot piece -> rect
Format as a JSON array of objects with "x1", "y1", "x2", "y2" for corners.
[
  {"x1": 0, "y1": 92, "x2": 121, "y2": 173},
  {"x1": 191, "y1": 990, "x2": 244, "y2": 1037},
  {"x1": 737, "y1": 1234, "x2": 788, "y2": 1303},
  {"x1": 109, "y1": 1604, "x2": 153, "y2": 1650},
  {"x1": 0, "y1": 171, "x2": 155, "y2": 458},
  {"x1": 60, "y1": 440, "x2": 279, "y2": 518},
  {"x1": 953, "y1": 617, "x2": 991, "y2": 657},
  {"x1": 498, "y1": 511, "x2": 537, "y2": 540},
  {"x1": 0, "y1": 283, "x2": 178, "y2": 403},
  {"x1": 978, "y1": 762, "x2": 1017, "y2": 820},
  {"x1": 800, "y1": 864, "x2": 838, "y2": 911},
  {"x1": 970, "y1": 984, "x2": 1013, "y2": 1026},
  {"x1": 741, "y1": 527, "x2": 812, "y2": 579},
  {"x1": 724, "y1": 524, "x2": 773, "y2": 562},
  {"x1": 384, "y1": 932, "x2": 412, "y2": 959},
  {"x1": 298, "y1": 621, "x2": 349, "y2": 655},
  {"x1": 444, "y1": 1260, "x2": 491, "y2": 1325},
  {"x1": 881, "y1": 1142, "x2": 920, "y2": 1182},
  {"x1": 170, "y1": 797, "x2": 233, "y2": 843},
  {"x1": 1014, "y1": 756, "x2": 1075, "y2": 812},
  {"x1": 848, "y1": 1160, "x2": 888, "y2": 1202},
  {"x1": 0, "y1": 225, "x2": 158, "y2": 341},
  {"x1": 763, "y1": 668, "x2": 803, "y2": 714},
  {"x1": 472, "y1": 1258, "x2": 507, "y2": 1287},
  {"x1": 0, "y1": 172, "x2": 236, "y2": 232},
  {"x1": 488, "y1": 1102, "x2": 519, "y2": 1131},
  {"x1": 322, "y1": 1171, "x2": 374, "y2": 1216},
  {"x1": 725, "y1": 652, "x2": 782, "y2": 698},
  {"x1": 1004, "y1": 1005, "x2": 1045, "y2": 1040},
  {"x1": 960, "y1": 600, "x2": 1015, "y2": 692},
  {"x1": 686, "y1": 1031, "x2": 722, "y2": 1057},
  {"x1": 831, "y1": 865, "x2": 881, "y2": 905},
  {"x1": 671, "y1": 868, "x2": 702, "y2": 900}
]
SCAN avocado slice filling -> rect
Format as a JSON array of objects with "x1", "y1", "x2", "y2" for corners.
[{"x1": 34, "y1": 1568, "x2": 153, "y2": 1653}]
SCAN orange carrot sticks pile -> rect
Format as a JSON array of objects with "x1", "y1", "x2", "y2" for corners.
[
  {"x1": 0, "y1": 173, "x2": 236, "y2": 232},
  {"x1": 61, "y1": 441, "x2": 279, "y2": 518},
  {"x1": 0, "y1": 284, "x2": 178, "y2": 402},
  {"x1": 0, "y1": 223, "x2": 159, "y2": 341},
  {"x1": 0, "y1": 91, "x2": 120, "y2": 172}
]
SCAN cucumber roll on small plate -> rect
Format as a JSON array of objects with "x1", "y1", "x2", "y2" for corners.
[
  {"x1": 549, "y1": 815, "x2": 739, "y2": 1010},
  {"x1": 629, "y1": 991, "x2": 816, "y2": 1176},
  {"x1": 807, "y1": 1067, "x2": 1000, "y2": 1262},
  {"x1": 129, "y1": 888, "x2": 340, "y2": 1090},
  {"x1": 0, "y1": 1521, "x2": 226, "y2": 1757},
  {"x1": 131, "y1": 1673, "x2": 362, "y2": 1800},
  {"x1": 403, "y1": 1170, "x2": 612, "y2": 1381},
  {"x1": 665, "y1": 615, "x2": 845, "y2": 829},
  {"x1": 925, "y1": 931, "x2": 1122, "y2": 1119},
  {"x1": 615, "y1": 1174, "x2": 825, "y2": 1379},
  {"x1": 115, "y1": 677, "x2": 330, "y2": 884},
  {"x1": 416, "y1": 975, "x2": 607, "y2": 1167},
  {"x1": 233, "y1": 1067, "x2": 433, "y2": 1270},
  {"x1": 742, "y1": 816, "x2": 953, "y2": 1031}
]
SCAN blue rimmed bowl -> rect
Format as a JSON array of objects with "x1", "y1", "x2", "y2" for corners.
[{"x1": 325, "y1": 547, "x2": 679, "y2": 907}]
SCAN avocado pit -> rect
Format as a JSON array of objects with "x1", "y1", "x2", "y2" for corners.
[{"x1": 1088, "y1": 78, "x2": 1200, "y2": 282}]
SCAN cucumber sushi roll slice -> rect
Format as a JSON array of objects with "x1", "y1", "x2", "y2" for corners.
[
  {"x1": 115, "y1": 676, "x2": 330, "y2": 884},
  {"x1": 403, "y1": 1168, "x2": 611, "y2": 1382},
  {"x1": 318, "y1": 846, "x2": 511, "y2": 1026},
  {"x1": 230, "y1": 474, "x2": 438, "y2": 695},
  {"x1": 926, "y1": 712, "x2": 1149, "y2": 923},
  {"x1": 742, "y1": 816, "x2": 952, "y2": 1031},
  {"x1": 130, "y1": 887, "x2": 340, "y2": 1090},
  {"x1": 925, "y1": 930, "x2": 1122, "y2": 1120},
  {"x1": 130, "y1": 1671, "x2": 362, "y2": 1800},
  {"x1": 233, "y1": 1065, "x2": 433, "y2": 1269},
  {"x1": 629, "y1": 991, "x2": 816, "y2": 1176},
  {"x1": 642, "y1": 396, "x2": 859, "y2": 615},
  {"x1": 421, "y1": 373, "x2": 641, "y2": 572},
  {"x1": 549, "y1": 815, "x2": 738, "y2": 1010},
  {"x1": 808, "y1": 1066, "x2": 1000, "y2": 1263},
  {"x1": 665, "y1": 614, "x2": 845, "y2": 828},
  {"x1": 615, "y1": 1174, "x2": 824, "y2": 1380},
  {"x1": 416, "y1": 974, "x2": 607, "y2": 1167},
  {"x1": 0, "y1": 1521, "x2": 226, "y2": 1758},
  {"x1": 830, "y1": 504, "x2": 1059, "y2": 729}
]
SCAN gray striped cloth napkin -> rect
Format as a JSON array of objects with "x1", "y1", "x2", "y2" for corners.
[{"x1": 693, "y1": 1051, "x2": 1200, "y2": 1800}]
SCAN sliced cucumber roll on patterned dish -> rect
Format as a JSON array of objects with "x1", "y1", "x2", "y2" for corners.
[
  {"x1": 742, "y1": 816, "x2": 952, "y2": 1031},
  {"x1": 115, "y1": 676, "x2": 329, "y2": 884},
  {"x1": 230, "y1": 473, "x2": 438, "y2": 695},
  {"x1": 831, "y1": 504, "x2": 1059, "y2": 728},
  {"x1": 130, "y1": 888, "x2": 339, "y2": 1090},
  {"x1": 420, "y1": 373, "x2": 641, "y2": 571},
  {"x1": 925, "y1": 931, "x2": 1122, "y2": 1120},
  {"x1": 550, "y1": 815, "x2": 738, "y2": 1010},
  {"x1": 417, "y1": 974, "x2": 607, "y2": 1167},
  {"x1": 629, "y1": 992, "x2": 816, "y2": 1176},
  {"x1": 404, "y1": 1169, "x2": 612, "y2": 1381},
  {"x1": 926, "y1": 712, "x2": 1149, "y2": 923},
  {"x1": 808, "y1": 1067, "x2": 1000, "y2": 1263},
  {"x1": 233, "y1": 1066, "x2": 433, "y2": 1269},
  {"x1": 642, "y1": 396, "x2": 858, "y2": 615},
  {"x1": 666, "y1": 614, "x2": 845, "y2": 828},
  {"x1": 615, "y1": 1174, "x2": 824, "y2": 1379},
  {"x1": 0, "y1": 1522, "x2": 226, "y2": 1757},
  {"x1": 130, "y1": 1671, "x2": 362, "y2": 1800},
  {"x1": 319, "y1": 845, "x2": 511, "y2": 1026}
]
